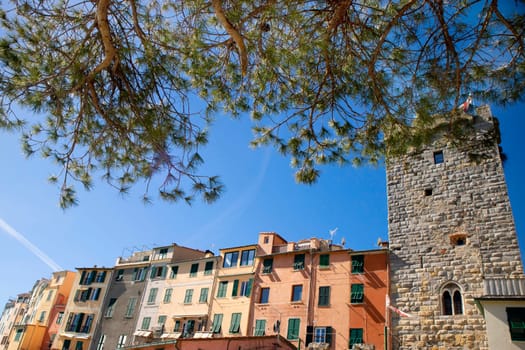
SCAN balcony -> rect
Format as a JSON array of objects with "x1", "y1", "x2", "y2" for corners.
[{"x1": 272, "y1": 245, "x2": 288, "y2": 254}]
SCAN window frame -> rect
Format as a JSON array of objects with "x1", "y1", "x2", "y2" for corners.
[
  {"x1": 158, "y1": 248, "x2": 168, "y2": 259},
  {"x1": 217, "y1": 281, "x2": 228, "y2": 298},
  {"x1": 507, "y1": 307, "x2": 525, "y2": 341},
  {"x1": 314, "y1": 327, "x2": 326, "y2": 343},
  {"x1": 204, "y1": 261, "x2": 214, "y2": 275},
  {"x1": 287, "y1": 318, "x2": 300, "y2": 340},
  {"x1": 141, "y1": 317, "x2": 151, "y2": 330},
  {"x1": 240, "y1": 279, "x2": 253, "y2": 297},
  {"x1": 116, "y1": 335, "x2": 126, "y2": 349},
  {"x1": 259, "y1": 287, "x2": 270, "y2": 304},
  {"x1": 254, "y1": 319, "x2": 266, "y2": 336},
  {"x1": 293, "y1": 254, "x2": 305, "y2": 270},
  {"x1": 125, "y1": 297, "x2": 137, "y2": 318},
  {"x1": 189, "y1": 263, "x2": 199, "y2": 277},
  {"x1": 433, "y1": 150, "x2": 444, "y2": 164},
  {"x1": 96, "y1": 335, "x2": 105, "y2": 350},
  {"x1": 351, "y1": 255, "x2": 364, "y2": 274},
  {"x1": 223, "y1": 252, "x2": 239, "y2": 268},
  {"x1": 105, "y1": 298, "x2": 117, "y2": 318},
  {"x1": 240, "y1": 249, "x2": 256, "y2": 266},
  {"x1": 158, "y1": 315, "x2": 167, "y2": 327},
  {"x1": 169, "y1": 266, "x2": 179, "y2": 279},
  {"x1": 211, "y1": 314, "x2": 223, "y2": 334},
  {"x1": 163, "y1": 288, "x2": 173, "y2": 303},
  {"x1": 229, "y1": 313, "x2": 241, "y2": 334},
  {"x1": 349, "y1": 328, "x2": 363, "y2": 347},
  {"x1": 184, "y1": 289, "x2": 194, "y2": 304},
  {"x1": 199, "y1": 288, "x2": 209, "y2": 303},
  {"x1": 319, "y1": 254, "x2": 330, "y2": 268},
  {"x1": 262, "y1": 258, "x2": 273, "y2": 274},
  {"x1": 350, "y1": 284, "x2": 364, "y2": 304},
  {"x1": 291, "y1": 285, "x2": 303, "y2": 302},
  {"x1": 441, "y1": 283, "x2": 463, "y2": 316},
  {"x1": 147, "y1": 288, "x2": 158, "y2": 304},
  {"x1": 318, "y1": 286, "x2": 330, "y2": 306}
]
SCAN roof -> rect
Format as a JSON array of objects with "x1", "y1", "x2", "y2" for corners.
[{"x1": 481, "y1": 278, "x2": 525, "y2": 298}]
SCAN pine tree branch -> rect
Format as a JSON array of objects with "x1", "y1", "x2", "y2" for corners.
[{"x1": 212, "y1": 0, "x2": 248, "y2": 76}]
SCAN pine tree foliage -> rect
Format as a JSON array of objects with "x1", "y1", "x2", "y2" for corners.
[{"x1": 0, "y1": 0, "x2": 523, "y2": 207}]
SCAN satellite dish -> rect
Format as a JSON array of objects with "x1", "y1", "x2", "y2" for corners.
[{"x1": 273, "y1": 320, "x2": 280, "y2": 333}]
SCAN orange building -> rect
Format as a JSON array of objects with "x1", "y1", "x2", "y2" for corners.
[
  {"x1": 251, "y1": 232, "x2": 389, "y2": 350},
  {"x1": 39, "y1": 271, "x2": 76, "y2": 350},
  {"x1": 348, "y1": 249, "x2": 389, "y2": 349}
]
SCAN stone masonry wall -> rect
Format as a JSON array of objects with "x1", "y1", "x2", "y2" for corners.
[{"x1": 386, "y1": 106, "x2": 523, "y2": 350}]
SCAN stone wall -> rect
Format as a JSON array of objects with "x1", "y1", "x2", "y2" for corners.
[{"x1": 386, "y1": 106, "x2": 523, "y2": 349}]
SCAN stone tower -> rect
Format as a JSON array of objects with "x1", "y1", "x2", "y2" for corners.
[{"x1": 386, "y1": 105, "x2": 523, "y2": 349}]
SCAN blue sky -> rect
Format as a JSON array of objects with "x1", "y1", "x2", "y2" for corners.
[{"x1": 0, "y1": 102, "x2": 524, "y2": 306}]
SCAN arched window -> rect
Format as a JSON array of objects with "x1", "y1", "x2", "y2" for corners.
[
  {"x1": 442, "y1": 291, "x2": 452, "y2": 315},
  {"x1": 453, "y1": 291, "x2": 463, "y2": 315},
  {"x1": 441, "y1": 283, "x2": 463, "y2": 315}
]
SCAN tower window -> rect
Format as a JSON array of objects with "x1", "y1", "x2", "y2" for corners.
[
  {"x1": 449, "y1": 233, "x2": 467, "y2": 247},
  {"x1": 433, "y1": 150, "x2": 444, "y2": 164},
  {"x1": 441, "y1": 283, "x2": 463, "y2": 315},
  {"x1": 424, "y1": 188, "x2": 433, "y2": 196}
]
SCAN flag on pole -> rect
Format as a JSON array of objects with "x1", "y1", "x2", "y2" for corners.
[
  {"x1": 459, "y1": 94, "x2": 473, "y2": 112},
  {"x1": 386, "y1": 295, "x2": 413, "y2": 318}
]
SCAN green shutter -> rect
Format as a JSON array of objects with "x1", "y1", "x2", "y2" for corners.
[
  {"x1": 184, "y1": 289, "x2": 193, "y2": 303},
  {"x1": 212, "y1": 314, "x2": 223, "y2": 333},
  {"x1": 352, "y1": 255, "x2": 364, "y2": 273},
  {"x1": 254, "y1": 319, "x2": 266, "y2": 336},
  {"x1": 351, "y1": 284, "x2": 364, "y2": 303},
  {"x1": 349, "y1": 328, "x2": 363, "y2": 346},
  {"x1": 232, "y1": 280, "x2": 239, "y2": 296},
  {"x1": 217, "y1": 281, "x2": 227, "y2": 298},
  {"x1": 229, "y1": 313, "x2": 241, "y2": 333},
  {"x1": 325, "y1": 326, "x2": 332, "y2": 344},
  {"x1": 287, "y1": 318, "x2": 300, "y2": 340},
  {"x1": 199, "y1": 288, "x2": 209, "y2": 303},
  {"x1": 246, "y1": 279, "x2": 253, "y2": 297},
  {"x1": 318, "y1": 286, "x2": 330, "y2": 306},
  {"x1": 319, "y1": 254, "x2": 329, "y2": 267}
]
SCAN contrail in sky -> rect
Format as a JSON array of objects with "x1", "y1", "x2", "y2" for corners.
[{"x1": 0, "y1": 218, "x2": 63, "y2": 272}]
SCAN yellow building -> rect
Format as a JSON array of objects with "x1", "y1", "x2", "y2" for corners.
[
  {"x1": 52, "y1": 268, "x2": 112, "y2": 350},
  {"x1": 7, "y1": 279, "x2": 49, "y2": 350},
  {"x1": 208, "y1": 244, "x2": 257, "y2": 338}
]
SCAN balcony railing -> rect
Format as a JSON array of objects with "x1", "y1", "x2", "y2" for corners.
[{"x1": 271, "y1": 245, "x2": 288, "y2": 254}]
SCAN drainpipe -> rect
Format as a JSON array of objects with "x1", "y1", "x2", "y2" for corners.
[
  {"x1": 386, "y1": 250, "x2": 390, "y2": 350},
  {"x1": 306, "y1": 249, "x2": 315, "y2": 342},
  {"x1": 206, "y1": 256, "x2": 220, "y2": 331}
]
